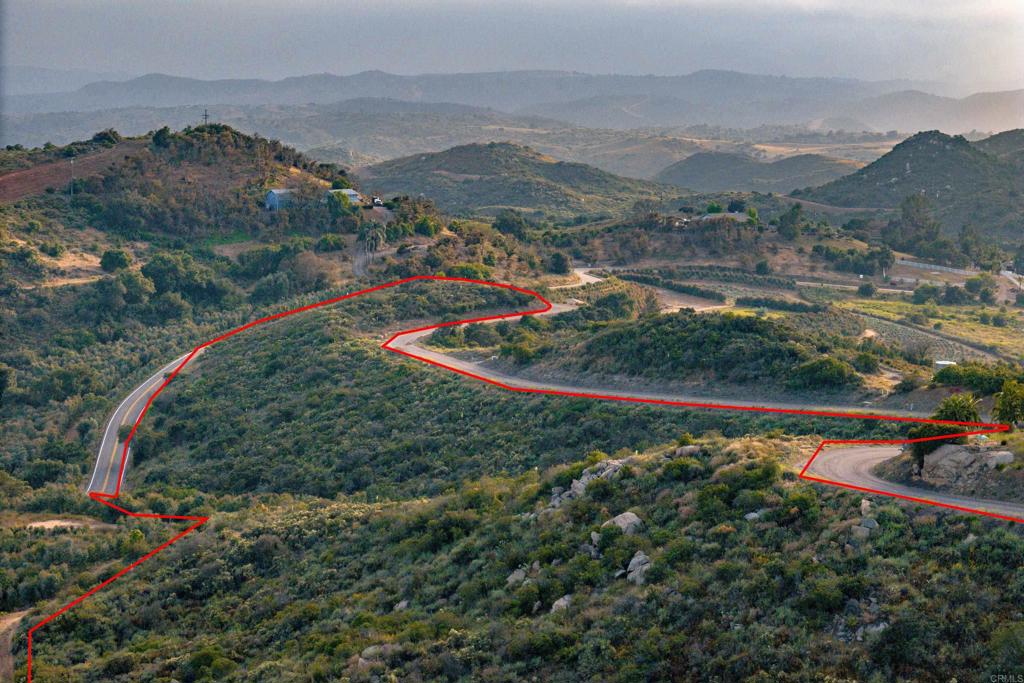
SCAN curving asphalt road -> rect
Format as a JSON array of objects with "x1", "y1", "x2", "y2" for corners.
[
  {"x1": 88, "y1": 277, "x2": 1010, "y2": 521},
  {"x1": 805, "y1": 445, "x2": 1024, "y2": 520},
  {"x1": 87, "y1": 351, "x2": 199, "y2": 495},
  {"x1": 388, "y1": 323, "x2": 927, "y2": 418}
]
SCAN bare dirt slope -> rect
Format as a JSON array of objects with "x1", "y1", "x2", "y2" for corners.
[{"x1": 0, "y1": 140, "x2": 147, "y2": 203}]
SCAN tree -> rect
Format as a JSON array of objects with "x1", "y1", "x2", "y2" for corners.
[
  {"x1": 150, "y1": 291, "x2": 191, "y2": 320},
  {"x1": 887, "y1": 195, "x2": 942, "y2": 256},
  {"x1": 857, "y1": 282, "x2": 877, "y2": 297},
  {"x1": 705, "y1": 201, "x2": 723, "y2": 214},
  {"x1": 965, "y1": 273, "x2": 996, "y2": 294},
  {"x1": 908, "y1": 393, "x2": 981, "y2": 469},
  {"x1": 726, "y1": 198, "x2": 746, "y2": 213},
  {"x1": 547, "y1": 252, "x2": 572, "y2": 275},
  {"x1": 117, "y1": 270, "x2": 154, "y2": 305},
  {"x1": 776, "y1": 203, "x2": 803, "y2": 240},
  {"x1": 755, "y1": 260, "x2": 772, "y2": 275},
  {"x1": 358, "y1": 222, "x2": 386, "y2": 253},
  {"x1": 0, "y1": 364, "x2": 11, "y2": 406},
  {"x1": 789, "y1": 357, "x2": 860, "y2": 389},
  {"x1": 100, "y1": 249, "x2": 132, "y2": 272},
  {"x1": 414, "y1": 216, "x2": 441, "y2": 237},
  {"x1": 942, "y1": 284, "x2": 972, "y2": 305},
  {"x1": 493, "y1": 209, "x2": 529, "y2": 239},
  {"x1": 995, "y1": 380, "x2": 1024, "y2": 428},
  {"x1": 152, "y1": 126, "x2": 173, "y2": 148}
]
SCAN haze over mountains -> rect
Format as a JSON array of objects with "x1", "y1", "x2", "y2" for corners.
[
  {"x1": 655, "y1": 152, "x2": 860, "y2": 194},
  {"x1": 0, "y1": 98, "x2": 899, "y2": 182},
  {"x1": 6, "y1": 69, "x2": 1023, "y2": 134}
]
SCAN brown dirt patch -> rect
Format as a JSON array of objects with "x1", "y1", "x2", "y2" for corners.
[
  {"x1": 0, "y1": 140, "x2": 147, "y2": 203},
  {"x1": 25, "y1": 518, "x2": 116, "y2": 531}
]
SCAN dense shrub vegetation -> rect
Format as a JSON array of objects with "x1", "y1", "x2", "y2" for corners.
[
  {"x1": 16, "y1": 434, "x2": 1024, "y2": 682},
  {"x1": 556, "y1": 310, "x2": 863, "y2": 390}
]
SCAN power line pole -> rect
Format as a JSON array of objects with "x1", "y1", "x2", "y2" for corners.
[{"x1": 202, "y1": 108, "x2": 210, "y2": 125}]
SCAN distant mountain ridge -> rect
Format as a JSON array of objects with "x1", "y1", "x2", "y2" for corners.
[
  {"x1": 12, "y1": 68, "x2": 1009, "y2": 131},
  {"x1": 654, "y1": 152, "x2": 859, "y2": 194},
  {"x1": 1, "y1": 99, "x2": 716, "y2": 178},
  {"x1": 354, "y1": 141, "x2": 669, "y2": 215},
  {"x1": 795, "y1": 129, "x2": 1024, "y2": 237},
  {"x1": 1, "y1": 65, "x2": 135, "y2": 96}
]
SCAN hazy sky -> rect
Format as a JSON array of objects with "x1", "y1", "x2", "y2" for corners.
[{"x1": 5, "y1": 0, "x2": 1023, "y2": 91}]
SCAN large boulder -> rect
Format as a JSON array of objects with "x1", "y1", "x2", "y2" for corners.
[
  {"x1": 603, "y1": 511, "x2": 644, "y2": 535},
  {"x1": 551, "y1": 594, "x2": 572, "y2": 613},
  {"x1": 506, "y1": 568, "x2": 526, "y2": 586},
  {"x1": 626, "y1": 550, "x2": 651, "y2": 585}
]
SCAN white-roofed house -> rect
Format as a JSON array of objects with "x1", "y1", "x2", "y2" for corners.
[{"x1": 325, "y1": 188, "x2": 363, "y2": 205}]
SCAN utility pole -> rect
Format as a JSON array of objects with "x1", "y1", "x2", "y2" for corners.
[
  {"x1": 202, "y1": 108, "x2": 210, "y2": 125},
  {"x1": 69, "y1": 158, "x2": 74, "y2": 200}
]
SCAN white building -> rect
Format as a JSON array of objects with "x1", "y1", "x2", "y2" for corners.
[{"x1": 325, "y1": 188, "x2": 362, "y2": 205}]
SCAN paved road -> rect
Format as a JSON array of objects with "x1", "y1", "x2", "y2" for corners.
[
  {"x1": 386, "y1": 307, "x2": 929, "y2": 419},
  {"x1": 384, "y1": 295, "x2": 1024, "y2": 518},
  {"x1": 393, "y1": 326, "x2": 1024, "y2": 517},
  {"x1": 87, "y1": 351, "x2": 198, "y2": 495},
  {"x1": 88, "y1": 278, "x2": 1008, "y2": 522},
  {"x1": 806, "y1": 445, "x2": 1024, "y2": 520}
]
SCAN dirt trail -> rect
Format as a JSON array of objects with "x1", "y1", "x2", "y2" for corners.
[
  {"x1": 1, "y1": 611, "x2": 29, "y2": 681},
  {"x1": 0, "y1": 140, "x2": 147, "y2": 203},
  {"x1": 26, "y1": 518, "x2": 116, "y2": 531}
]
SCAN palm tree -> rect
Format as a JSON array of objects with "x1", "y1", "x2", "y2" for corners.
[{"x1": 358, "y1": 222, "x2": 386, "y2": 254}]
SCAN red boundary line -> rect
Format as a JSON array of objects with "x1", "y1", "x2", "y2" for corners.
[{"x1": 23, "y1": 275, "x2": 1012, "y2": 681}]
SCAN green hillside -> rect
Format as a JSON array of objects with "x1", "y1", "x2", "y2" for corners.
[
  {"x1": 354, "y1": 142, "x2": 670, "y2": 216},
  {"x1": 655, "y1": 151, "x2": 858, "y2": 193},
  {"x1": 477, "y1": 306, "x2": 880, "y2": 399},
  {"x1": 20, "y1": 427, "x2": 1024, "y2": 682},
  {"x1": 794, "y1": 130, "x2": 1024, "y2": 237}
]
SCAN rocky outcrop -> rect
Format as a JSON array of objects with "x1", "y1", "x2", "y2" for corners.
[
  {"x1": 921, "y1": 444, "x2": 1014, "y2": 487},
  {"x1": 602, "y1": 511, "x2": 644, "y2": 535},
  {"x1": 849, "y1": 516, "x2": 879, "y2": 544},
  {"x1": 626, "y1": 551, "x2": 651, "y2": 585},
  {"x1": 546, "y1": 456, "x2": 641, "y2": 511},
  {"x1": 551, "y1": 594, "x2": 572, "y2": 613},
  {"x1": 544, "y1": 450, "x2": 700, "y2": 515},
  {"x1": 506, "y1": 568, "x2": 526, "y2": 586},
  {"x1": 362, "y1": 647, "x2": 401, "y2": 663}
]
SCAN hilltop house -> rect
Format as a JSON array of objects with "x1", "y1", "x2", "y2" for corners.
[
  {"x1": 325, "y1": 188, "x2": 362, "y2": 205},
  {"x1": 265, "y1": 189, "x2": 295, "y2": 210}
]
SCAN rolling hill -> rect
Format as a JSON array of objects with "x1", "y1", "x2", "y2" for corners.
[
  {"x1": 354, "y1": 142, "x2": 671, "y2": 215},
  {"x1": 794, "y1": 129, "x2": 1024, "y2": 236},
  {"x1": 654, "y1": 152, "x2": 859, "y2": 194}
]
